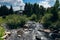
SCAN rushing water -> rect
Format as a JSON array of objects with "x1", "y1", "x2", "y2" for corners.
[
  {"x1": 34, "y1": 23, "x2": 51, "y2": 40},
  {"x1": 3, "y1": 21, "x2": 52, "y2": 40}
]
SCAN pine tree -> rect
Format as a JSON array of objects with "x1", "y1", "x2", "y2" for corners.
[
  {"x1": 9, "y1": 5, "x2": 14, "y2": 14},
  {"x1": 33, "y1": 3, "x2": 39, "y2": 15},
  {"x1": 51, "y1": 0, "x2": 59, "y2": 22},
  {"x1": 39, "y1": 5, "x2": 46, "y2": 16},
  {"x1": 54, "y1": 0, "x2": 59, "y2": 9},
  {"x1": 24, "y1": 3, "x2": 33, "y2": 17},
  {"x1": 0, "y1": 5, "x2": 9, "y2": 16}
]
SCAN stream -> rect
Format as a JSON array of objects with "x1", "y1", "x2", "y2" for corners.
[{"x1": 2, "y1": 21, "x2": 53, "y2": 40}]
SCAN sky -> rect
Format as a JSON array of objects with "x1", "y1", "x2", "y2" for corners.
[{"x1": 0, "y1": 0, "x2": 57, "y2": 11}]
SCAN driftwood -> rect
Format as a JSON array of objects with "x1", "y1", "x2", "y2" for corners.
[
  {"x1": 1, "y1": 34, "x2": 8, "y2": 39},
  {"x1": 38, "y1": 29, "x2": 51, "y2": 33},
  {"x1": 1, "y1": 32, "x2": 11, "y2": 39}
]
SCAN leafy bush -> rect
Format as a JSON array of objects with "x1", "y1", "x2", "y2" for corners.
[
  {"x1": 0, "y1": 17, "x2": 6, "y2": 24},
  {"x1": 58, "y1": 11, "x2": 60, "y2": 20},
  {"x1": 41, "y1": 13, "x2": 53, "y2": 28},
  {"x1": 29, "y1": 14, "x2": 37, "y2": 21},
  {"x1": 6, "y1": 14, "x2": 28, "y2": 29},
  {"x1": 49, "y1": 21, "x2": 60, "y2": 30}
]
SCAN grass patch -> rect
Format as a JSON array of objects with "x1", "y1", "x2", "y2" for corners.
[{"x1": 0, "y1": 26, "x2": 5, "y2": 40}]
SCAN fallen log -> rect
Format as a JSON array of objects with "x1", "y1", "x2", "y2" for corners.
[{"x1": 1, "y1": 34, "x2": 8, "y2": 39}]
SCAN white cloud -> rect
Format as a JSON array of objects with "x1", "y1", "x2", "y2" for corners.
[
  {"x1": 0, "y1": 0, "x2": 25, "y2": 11},
  {"x1": 0, "y1": 0, "x2": 11, "y2": 2},
  {"x1": 6, "y1": 6, "x2": 10, "y2": 9},
  {"x1": 39, "y1": 0, "x2": 56, "y2": 8},
  {"x1": 39, "y1": 1, "x2": 51, "y2": 8},
  {"x1": 39, "y1": 2, "x2": 51, "y2": 8},
  {"x1": 13, "y1": 7, "x2": 20, "y2": 11}
]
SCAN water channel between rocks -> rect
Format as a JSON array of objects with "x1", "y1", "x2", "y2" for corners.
[{"x1": 3, "y1": 21, "x2": 52, "y2": 40}]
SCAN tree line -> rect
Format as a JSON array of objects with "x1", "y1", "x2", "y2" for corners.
[
  {"x1": 0, "y1": 5, "x2": 14, "y2": 16},
  {"x1": 23, "y1": 0, "x2": 59, "y2": 21},
  {"x1": 0, "y1": 0, "x2": 60, "y2": 30},
  {"x1": 23, "y1": 0, "x2": 60, "y2": 30}
]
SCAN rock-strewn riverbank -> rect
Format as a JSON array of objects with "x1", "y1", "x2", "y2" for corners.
[{"x1": 1, "y1": 21, "x2": 60, "y2": 40}]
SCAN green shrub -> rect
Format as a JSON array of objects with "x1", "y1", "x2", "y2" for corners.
[
  {"x1": 49, "y1": 21, "x2": 60, "y2": 30},
  {"x1": 58, "y1": 11, "x2": 60, "y2": 20},
  {"x1": 29, "y1": 14, "x2": 37, "y2": 21},
  {"x1": 0, "y1": 17, "x2": 6, "y2": 24},
  {"x1": 41, "y1": 13, "x2": 53, "y2": 28},
  {"x1": 6, "y1": 14, "x2": 28, "y2": 29}
]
